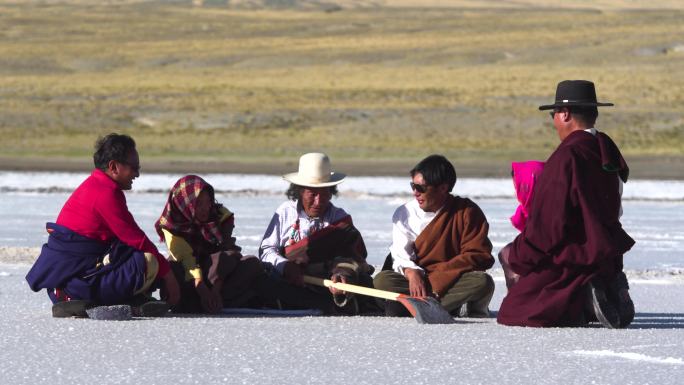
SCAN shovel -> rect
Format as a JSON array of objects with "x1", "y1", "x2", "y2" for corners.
[{"x1": 303, "y1": 275, "x2": 455, "y2": 324}]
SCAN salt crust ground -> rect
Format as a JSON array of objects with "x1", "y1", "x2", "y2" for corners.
[{"x1": 1, "y1": 260, "x2": 683, "y2": 385}]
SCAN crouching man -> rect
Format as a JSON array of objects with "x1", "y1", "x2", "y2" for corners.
[
  {"x1": 375, "y1": 155, "x2": 495, "y2": 318},
  {"x1": 26, "y1": 133, "x2": 180, "y2": 317}
]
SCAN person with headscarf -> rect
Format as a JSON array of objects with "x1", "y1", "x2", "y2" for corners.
[
  {"x1": 155, "y1": 175, "x2": 264, "y2": 313},
  {"x1": 498, "y1": 160, "x2": 545, "y2": 290}
]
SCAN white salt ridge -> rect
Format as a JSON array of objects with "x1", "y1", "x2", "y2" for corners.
[
  {"x1": 569, "y1": 350, "x2": 684, "y2": 365},
  {"x1": 1, "y1": 172, "x2": 683, "y2": 200}
]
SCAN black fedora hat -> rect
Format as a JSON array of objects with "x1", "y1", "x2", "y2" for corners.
[{"x1": 539, "y1": 80, "x2": 614, "y2": 110}]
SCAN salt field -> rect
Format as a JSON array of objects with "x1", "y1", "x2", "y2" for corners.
[{"x1": 1, "y1": 172, "x2": 683, "y2": 385}]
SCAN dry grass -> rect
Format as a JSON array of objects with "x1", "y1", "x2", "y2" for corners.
[{"x1": 0, "y1": 0, "x2": 682, "y2": 171}]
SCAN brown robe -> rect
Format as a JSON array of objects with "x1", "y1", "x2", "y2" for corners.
[
  {"x1": 497, "y1": 130, "x2": 634, "y2": 327},
  {"x1": 415, "y1": 195, "x2": 494, "y2": 297}
]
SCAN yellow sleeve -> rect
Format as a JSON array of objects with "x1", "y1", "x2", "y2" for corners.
[
  {"x1": 161, "y1": 228, "x2": 202, "y2": 282},
  {"x1": 218, "y1": 206, "x2": 234, "y2": 223}
]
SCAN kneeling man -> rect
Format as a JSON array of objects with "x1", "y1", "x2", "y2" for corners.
[
  {"x1": 26, "y1": 133, "x2": 180, "y2": 317},
  {"x1": 374, "y1": 155, "x2": 495, "y2": 317}
]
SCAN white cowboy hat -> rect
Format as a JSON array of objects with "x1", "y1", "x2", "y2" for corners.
[{"x1": 283, "y1": 153, "x2": 346, "y2": 187}]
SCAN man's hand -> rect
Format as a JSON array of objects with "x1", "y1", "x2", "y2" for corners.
[
  {"x1": 195, "y1": 281, "x2": 222, "y2": 314},
  {"x1": 329, "y1": 274, "x2": 348, "y2": 295},
  {"x1": 162, "y1": 272, "x2": 181, "y2": 305},
  {"x1": 283, "y1": 262, "x2": 304, "y2": 286},
  {"x1": 404, "y1": 268, "x2": 427, "y2": 298},
  {"x1": 286, "y1": 251, "x2": 309, "y2": 265}
]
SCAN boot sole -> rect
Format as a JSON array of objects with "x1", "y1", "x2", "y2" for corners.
[
  {"x1": 52, "y1": 300, "x2": 91, "y2": 318},
  {"x1": 589, "y1": 281, "x2": 620, "y2": 329},
  {"x1": 134, "y1": 301, "x2": 170, "y2": 317}
]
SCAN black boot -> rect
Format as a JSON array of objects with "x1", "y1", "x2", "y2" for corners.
[
  {"x1": 587, "y1": 278, "x2": 620, "y2": 329},
  {"x1": 609, "y1": 272, "x2": 635, "y2": 328},
  {"x1": 52, "y1": 300, "x2": 91, "y2": 318}
]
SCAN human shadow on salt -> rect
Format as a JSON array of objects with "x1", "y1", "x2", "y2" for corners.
[
  {"x1": 165, "y1": 308, "x2": 325, "y2": 319},
  {"x1": 626, "y1": 312, "x2": 684, "y2": 329},
  {"x1": 165, "y1": 309, "x2": 476, "y2": 323}
]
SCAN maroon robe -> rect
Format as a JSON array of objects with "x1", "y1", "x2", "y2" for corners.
[{"x1": 497, "y1": 130, "x2": 634, "y2": 327}]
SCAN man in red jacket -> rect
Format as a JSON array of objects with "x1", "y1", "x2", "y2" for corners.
[
  {"x1": 497, "y1": 80, "x2": 635, "y2": 328},
  {"x1": 27, "y1": 133, "x2": 180, "y2": 317}
]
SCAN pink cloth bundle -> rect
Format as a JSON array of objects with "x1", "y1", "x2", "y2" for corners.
[{"x1": 510, "y1": 161, "x2": 545, "y2": 232}]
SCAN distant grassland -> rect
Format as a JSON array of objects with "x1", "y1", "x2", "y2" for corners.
[{"x1": 0, "y1": 1, "x2": 682, "y2": 175}]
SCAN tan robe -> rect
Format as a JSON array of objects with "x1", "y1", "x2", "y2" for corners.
[{"x1": 414, "y1": 195, "x2": 494, "y2": 296}]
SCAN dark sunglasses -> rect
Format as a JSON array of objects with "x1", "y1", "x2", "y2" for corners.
[
  {"x1": 549, "y1": 108, "x2": 565, "y2": 119},
  {"x1": 410, "y1": 182, "x2": 429, "y2": 193}
]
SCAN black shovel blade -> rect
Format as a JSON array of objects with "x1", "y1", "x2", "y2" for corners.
[{"x1": 398, "y1": 296, "x2": 455, "y2": 324}]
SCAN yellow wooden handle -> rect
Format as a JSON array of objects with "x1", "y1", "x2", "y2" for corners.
[{"x1": 303, "y1": 275, "x2": 401, "y2": 301}]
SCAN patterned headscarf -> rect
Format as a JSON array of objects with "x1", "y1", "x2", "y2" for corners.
[
  {"x1": 155, "y1": 175, "x2": 224, "y2": 246},
  {"x1": 510, "y1": 161, "x2": 545, "y2": 232}
]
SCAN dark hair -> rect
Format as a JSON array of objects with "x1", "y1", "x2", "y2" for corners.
[
  {"x1": 568, "y1": 106, "x2": 599, "y2": 127},
  {"x1": 93, "y1": 133, "x2": 136, "y2": 171},
  {"x1": 285, "y1": 183, "x2": 339, "y2": 201},
  {"x1": 410, "y1": 154, "x2": 457, "y2": 192}
]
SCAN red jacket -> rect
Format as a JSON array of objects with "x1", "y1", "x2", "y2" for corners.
[{"x1": 56, "y1": 169, "x2": 170, "y2": 277}]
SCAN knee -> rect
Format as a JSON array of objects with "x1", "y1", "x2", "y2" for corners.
[
  {"x1": 484, "y1": 273, "x2": 495, "y2": 294},
  {"x1": 372, "y1": 270, "x2": 397, "y2": 291},
  {"x1": 468, "y1": 271, "x2": 495, "y2": 295},
  {"x1": 240, "y1": 257, "x2": 265, "y2": 278},
  {"x1": 143, "y1": 253, "x2": 159, "y2": 280}
]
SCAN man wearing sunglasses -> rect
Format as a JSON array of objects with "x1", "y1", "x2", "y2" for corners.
[
  {"x1": 497, "y1": 80, "x2": 635, "y2": 328},
  {"x1": 374, "y1": 155, "x2": 495, "y2": 318},
  {"x1": 27, "y1": 133, "x2": 180, "y2": 318}
]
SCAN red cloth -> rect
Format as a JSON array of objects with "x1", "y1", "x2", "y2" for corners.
[
  {"x1": 497, "y1": 130, "x2": 634, "y2": 327},
  {"x1": 56, "y1": 169, "x2": 170, "y2": 277},
  {"x1": 283, "y1": 215, "x2": 368, "y2": 265},
  {"x1": 510, "y1": 161, "x2": 545, "y2": 232}
]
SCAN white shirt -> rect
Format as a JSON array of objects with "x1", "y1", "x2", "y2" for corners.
[
  {"x1": 258, "y1": 200, "x2": 349, "y2": 274},
  {"x1": 389, "y1": 198, "x2": 442, "y2": 275}
]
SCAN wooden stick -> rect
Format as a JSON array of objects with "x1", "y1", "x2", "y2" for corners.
[
  {"x1": 303, "y1": 275, "x2": 403, "y2": 301},
  {"x1": 303, "y1": 275, "x2": 456, "y2": 324}
]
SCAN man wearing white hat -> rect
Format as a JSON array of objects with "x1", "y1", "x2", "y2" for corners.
[{"x1": 259, "y1": 153, "x2": 375, "y2": 314}]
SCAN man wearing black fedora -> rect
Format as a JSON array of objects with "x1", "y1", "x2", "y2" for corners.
[{"x1": 497, "y1": 80, "x2": 636, "y2": 328}]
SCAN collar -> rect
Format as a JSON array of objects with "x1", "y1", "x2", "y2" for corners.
[
  {"x1": 584, "y1": 127, "x2": 597, "y2": 136},
  {"x1": 91, "y1": 168, "x2": 119, "y2": 190}
]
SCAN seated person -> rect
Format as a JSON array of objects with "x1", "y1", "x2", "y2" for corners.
[
  {"x1": 26, "y1": 133, "x2": 180, "y2": 317},
  {"x1": 497, "y1": 80, "x2": 635, "y2": 328},
  {"x1": 259, "y1": 152, "x2": 375, "y2": 314},
  {"x1": 498, "y1": 160, "x2": 545, "y2": 290},
  {"x1": 155, "y1": 175, "x2": 266, "y2": 313},
  {"x1": 374, "y1": 155, "x2": 495, "y2": 318}
]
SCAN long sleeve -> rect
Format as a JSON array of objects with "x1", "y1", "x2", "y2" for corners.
[
  {"x1": 162, "y1": 229, "x2": 202, "y2": 282},
  {"x1": 259, "y1": 212, "x2": 289, "y2": 275},
  {"x1": 389, "y1": 207, "x2": 423, "y2": 274},
  {"x1": 429, "y1": 204, "x2": 494, "y2": 273},
  {"x1": 95, "y1": 188, "x2": 170, "y2": 277}
]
